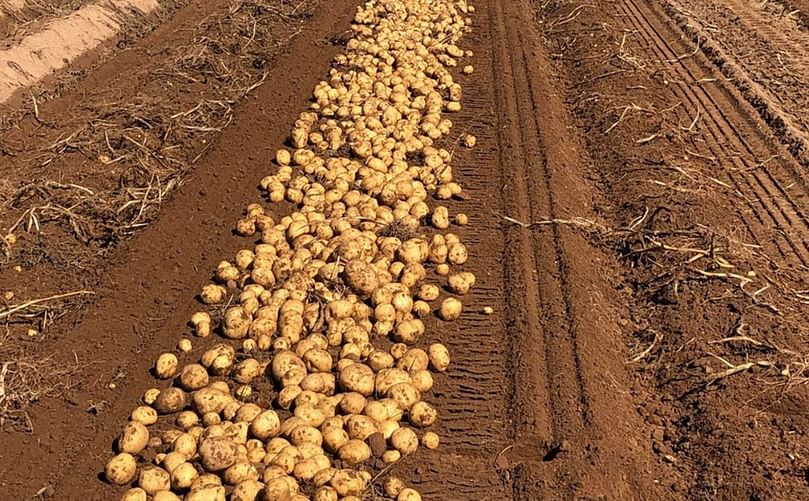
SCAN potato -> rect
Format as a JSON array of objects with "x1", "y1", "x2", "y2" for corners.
[
  {"x1": 398, "y1": 488, "x2": 423, "y2": 501},
  {"x1": 271, "y1": 351, "x2": 306, "y2": 382},
  {"x1": 162, "y1": 452, "x2": 188, "y2": 475},
  {"x1": 384, "y1": 477, "x2": 406, "y2": 498},
  {"x1": 439, "y1": 297, "x2": 463, "y2": 321},
  {"x1": 313, "y1": 486, "x2": 339, "y2": 501},
  {"x1": 382, "y1": 449, "x2": 401, "y2": 463},
  {"x1": 120, "y1": 488, "x2": 147, "y2": 501},
  {"x1": 416, "y1": 284, "x2": 440, "y2": 302},
  {"x1": 431, "y1": 206, "x2": 450, "y2": 229},
  {"x1": 233, "y1": 358, "x2": 262, "y2": 384},
  {"x1": 143, "y1": 388, "x2": 160, "y2": 405},
  {"x1": 152, "y1": 353, "x2": 179, "y2": 379},
  {"x1": 223, "y1": 461, "x2": 259, "y2": 485},
  {"x1": 178, "y1": 338, "x2": 193, "y2": 352},
  {"x1": 375, "y1": 368, "x2": 411, "y2": 395},
  {"x1": 223, "y1": 306, "x2": 252, "y2": 339},
  {"x1": 322, "y1": 426, "x2": 349, "y2": 452},
  {"x1": 176, "y1": 410, "x2": 200, "y2": 430},
  {"x1": 303, "y1": 348, "x2": 333, "y2": 373},
  {"x1": 250, "y1": 409, "x2": 282, "y2": 440},
  {"x1": 397, "y1": 349, "x2": 429, "y2": 372},
  {"x1": 339, "y1": 392, "x2": 366, "y2": 414},
  {"x1": 153, "y1": 492, "x2": 181, "y2": 501},
  {"x1": 131, "y1": 406, "x2": 158, "y2": 426},
  {"x1": 231, "y1": 479, "x2": 264, "y2": 501},
  {"x1": 186, "y1": 486, "x2": 226, "y2": 501},
  {"x1": 342, "y1": 259, "x2": 379, "y2": 296},
  {"x1": 198, "y1": 437, "x2": 240, "y2": 472},
  {"x1": 330, "y1": 469, "x2": 367, "y2": 497},
  {"x1": 180, "y1": 363, "x2": 210, "y2": 391},
  {"x1": 105, "y1": 452, "x2": 137, "y2": 485},
  {"x1": 194, "y1": 387, "x2": 232, "y2": 415},
  {"x1": 262, "y1": 476, "x2": 291, "y2": 501},
  {"x1": 410, "y1": 369, "x2": 434, "y2": 393},
  {"x1": 394, "y1": 319, "x2": 424, "y2": 345},
  {"x1": 338, "y1": 439, "x2": 371, "y2": 465},
  {"x1": 448, "y1": 271, "x2": 476, "y2": 295},
  {"x1": 200, "y1": 284, "x2": 227, "y2": 305},
  {"x1": 171, "y1": 462, "x2": 199, "y2": 490},
  {"x1": 138, "y1": 466, "x2": 171, "y2": 495},
  {"x1": 191, "y1": 311, "x2": 212, "y2": 337},
  {"x1": 289, "y1": 424, "x2": 323, "y2": 447},
  {"x1": 409, "y1": 401, "x2": 438, "y2": 428},
  {"x1": 119, "y1": 421, "x2": 149, "y2": 454},
  {"x1": 338, "y1": 363, "x2": 375, "y2": 396},
  {"x1": 173, "y1": 433, "x2": 197, "y2": 457},
  {"x1": 390, "y1": 427, "x2": 419, "y2": 455},
  {"x1": 387, "y1": 383, "x2": 421, "y2": 410},
  {"x1": 201, "y1": 344, "x2": 236, "y2": 373}
]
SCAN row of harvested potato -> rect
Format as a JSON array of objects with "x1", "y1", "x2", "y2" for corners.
[{"x1": 104, "y1": 0, "x2": 477, "y2": 499}]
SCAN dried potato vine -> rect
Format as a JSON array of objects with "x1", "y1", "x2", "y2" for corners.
[{"x1": 105, "y1": 1, "x2": 477, "y2": 500}]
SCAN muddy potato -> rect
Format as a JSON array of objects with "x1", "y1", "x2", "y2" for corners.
[
  {"x1": 180, "y1": 363, "x2": 210, "y2": 391},
  {"x1": 223, "y1": 461, "x2": 259, "y2": 485},
  {"x1": 233, "y1": 358, "x2": 262, "y2": 384},
  {"x1": 330, "y1": 469, "x2": 367, "y2": 497},
  {"x1": 431, "y1": 206, "x2": 450, "y2": 229},
  {"x1": 382, "y1": 449, "x2": 401, "y2": 463},
  {"x1": 194, "y1": 387, "x2": 232, "y2": 415},
  {"x1": 199, "y1": 437, "x2": 240, "y2": 472},
  {"x1": 375, "y1": 368, "x2": 411, "y2": 395},
  {"x1": 338, "y1": 363, "x2": 375, "y2": 396},
  {"x1": 345, "y1": 414, "x2": 378, "y2": 441},
  {"x1": 152, "y1": 387, "x2": 188, "y2": 414},
  {"x1": 387, "y1": 383, "x2": 421, "y2": 410},
  {"x1": 338, "y1": 439, "x2": 372, "y2": 465},
  {"x1": 410, "y1": 369, "x2": 434, "y2": 393},
  {"x1": 118, "y1": 421, "x2": 149, "y2": 454},
  {"x1": 131, "y1": 405, "x2": 158, "y2": 426},
  {"x1": 384, "y1": 477, "x2": 406, "y2": 498},
  {"x1": 173, "y1": 432, "x2": 197, "y2": 457},
  {"x1": 231, "y1": 479, "x2": 264, "y2": 501},
  {"x1": 322, "y1": 426, "x2": 350, "y2": 452},
  {"x1": 223, "y1": 306, "x2": 252, "y2": 339},
  {"x1": 250, "y1": 409, "x2": 282, "y2": 440},
  {"x1": 390, "y1": 427, "x2": 419, "y2": 456},
  {"x1": 190, "y1": 473, "x2": 223, "y2": 491},
  {"x1": 409, "y1": 401, "x2": 438, "y2": 428},
  {"x1": 153, "y1": 492, "x2": 182, "y2": 501},
  {"x1": 428, "y1": 343, "x2": 451, "y2": 372},
  {"x1": 397, "y1": 349, "x2": 429, "y2": 372},
  {"x1": 106, "y1": 452, "x2": 138, "y2": 485},
  {"x1": 416, "y1": 284, "x2": 440, "y2": 302},
  {"x1": 120, "y1": 488, "x2": 147, "y2": 501},
  {"x1": 143, "y1": 387, "x2": 160, "y2": 405},
  {"x1": 439, "y1": 297, "x2": 463, "y2": 321},
  {"x1": 313, "y1": 486, "x2": 339, "y2": 501},
  {"x1": 394, "y1": 319, "x2": 424, "y2": 345},
  {"x1": 398, "y1": 488, "x2": 423, "y2": 501},
  {"x1": 262, "y1": 476, "x2": 291, "y2": 501},
  {"x1": 154, "y1": 353, "x2": 179, "y2": 379},
  {"x1": 448, "y1": 271, "x2": 476, "y2": 295},
  {"x1": 271, "y1": 350, "x2": 307, "y2": 382},
  {"x1": 177, "y1": 410, "x2": 200, "y2": 430},
  {"x1": 339, "y1": 392, "x2": 367, "y2": 414},
  {"x1": 162, "y1": 452, "x2": 188, "y2": 476},
  {"x1": 201, "y1": 344, "x2": 236, "y2": 375},
  {"x1": 138, "y1": 466, "x2": 171, "y2": 495},
  {"x1": 343, "y1": 259, "x2": 379, "y2": 296},
  {"x1": 200, "y1": 284, "x2": 227, "y2": 305},
  {"x1": 171, "y1": 462, "x2": 199, "y2": 490},
  {"x1": 185, "y1": 486, "x2": 226, "y2": 501}
]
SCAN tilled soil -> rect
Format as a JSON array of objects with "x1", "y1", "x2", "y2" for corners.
[{"x1": 3, "y1": 0, "x2": 809, "y2": 499}]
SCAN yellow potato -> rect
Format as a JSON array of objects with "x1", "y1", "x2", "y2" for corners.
[{"x1": 105, "y1": 453, "x2": 137, "y2": 485}]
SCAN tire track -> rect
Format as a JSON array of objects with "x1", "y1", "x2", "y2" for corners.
[{"x1": 614, "y1": 0, "x2": 809, "y2": 265}]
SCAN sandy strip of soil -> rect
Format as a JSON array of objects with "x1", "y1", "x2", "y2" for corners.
[{"x1": 0, "y1": 0, "x2": 160, "y2": 103}]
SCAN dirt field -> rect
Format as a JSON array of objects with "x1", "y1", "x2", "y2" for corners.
[{"x1": 2, "y1": 0, "x2": 809, "y2": 498}]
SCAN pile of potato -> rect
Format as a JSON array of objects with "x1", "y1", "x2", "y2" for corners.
[{"x1": 105, "y1": 0, "x2": 477, "y2": 499}]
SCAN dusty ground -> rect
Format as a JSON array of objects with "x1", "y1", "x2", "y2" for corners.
[{"x1": 2, "y1": 0, "x2": 809, "y2": 498}]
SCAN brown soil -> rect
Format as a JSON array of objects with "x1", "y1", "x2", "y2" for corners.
[{"x1": 3, "y1": 0, "x2": 809, "y2": 498}]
